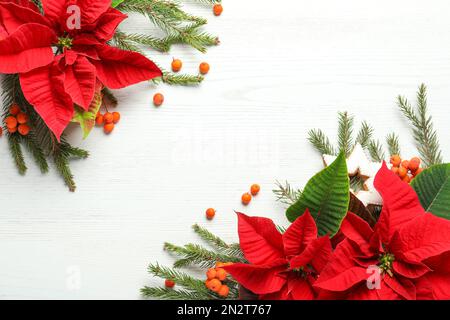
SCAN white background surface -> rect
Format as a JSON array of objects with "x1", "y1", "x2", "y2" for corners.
[{"x1": 1, "y1": 0, "x2": 450, "y2": 299}]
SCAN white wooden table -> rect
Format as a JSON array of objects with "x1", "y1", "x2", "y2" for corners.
[{"x1": 1, "y1": 0, "x2": 450, "y2": 299}]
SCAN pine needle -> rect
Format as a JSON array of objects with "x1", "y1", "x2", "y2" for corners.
[
  {"x1": 397, "y1": 84, "x2": 443, "y2": 167},
  {"x1": 367, "y1": 139, "x2": 385, "y2": 162},
  {"x1": 308, "y1": 129, "x2": 336, "y2": 155},
  {"x1": 386, "y1": 133, "x2": 401, "y2": 157},
  {"x1": 273, "y1": 180, "x2": 302, "y2": 206},
  {"x1": 355, "y1": 121, "x2": 374, "y2": 149},
  {"x1": 337, "y1": 111, "x2": 354, "y2": 157}
]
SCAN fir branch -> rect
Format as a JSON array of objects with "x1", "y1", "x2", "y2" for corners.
[
  {"x1": 386, "y1": 133, "x2": 401, "y2": 157},
  {"x1": 355, "y1": 121, "x2": 374, "y2": 149},
  {"x1": 367, "y1": 139, "x2": 385, "y2": 162},
  {"x1": 142, "y1": 264, "x2": 237, "y2": 300},
  {"x1": 192, "y1": 224, "x2": 244, "y2": 259},
  {"x1": 164, "y1": 243, "x2": 243, "y2": 269},
  {"x1": 53, "y1": 143, "x2": 76, "y2": 192},
  {"x1": 22, "y1": 132, "x2": 49, "y2": 174},
  {"x1": 397, "y1": 84, "x2": 443, "y2": 167},
  {"x1": 160, "y1": 72, "x2": 204, "y2": 86},
  {"x1": 7, "y1": 134, "x2": 27, "y2": 175},
  {"x1": 141, "y1": 286, "x2": 211, "y2": 300},
  {"x1": 115, "y1": 31, "x2": 170, "y2": 52},
  {"x1": 337, "y1": 112, "x2": 354, "y2": 157},
  {"x1": 117, "y1": 0, "x2": 218, "y2": 52},
  {"x1": 308, "y1": 129, "x2": 336, "y2": 155},
  {"x1": 273, "y1": 180, "x2": 302, "y2": 206},
  {"x1": 110, "y1": 30, "x2": 143, "y2": 53}
]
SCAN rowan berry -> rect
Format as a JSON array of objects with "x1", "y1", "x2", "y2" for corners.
[
  {"x1": 390, "y1": 155, "x2": 401, "y2": 167},
  {"x1": 206, "y1": 279, "x2": 222, "y2": 292},
  {"x1": 213, "y1": 4, "x2": 223, "y2": 16},
  {"x1": 103, "y1": 112, "x2": 114, "y2": 124},
  {"x1": 104, "y1": 123, "x2": 114, "y2": 134},
  {"x1": 171, "y1": 59, "x2": 183, "y2": 72},
  {"x1": 18, "y1": 124, "x2": 30, "y2": 136},
  {"x1": 165, "y1": 280, "x2": 175, "y2": 288},
  {"x1": 215, "y1": 268, "x2": 227, "y2": 281},
  {"x1": 153, "y1": 93, "x2": 164, "y2": 107},
  {"x1": 241, "y1": 192, "x2": 252, "y2": 205},
  {"x1": 9, "y1": 104, "x2": 20, "y2": 116},
  {"x1": 408, "y1": 157, "x2": 421, "y2": 172},
  {"x1": 95, "y1": 114, "x2": 104, "y2": 126},
  {"x1": 398, "y1": 166, "x2": 408, "y2": 178},
  {"x1": 199, "y1": 62, "x2": 210, "y2": 75},
  {"x1": 16, "y1": 112, "x2": 28, "y2": 124},
  {"x1": 5, "y1": 116, "x2": 17, "y2": 129},
  {"x1": 206, "y1": 268, "x2": 217, "y2": 280},
  {"x1": 112, "y1": 112, "x2": 121, "y2": 124},
  {"x1": 206, "y1": 208, "x2": 216, "y2": 220},
  {"x1": 250, "y1": 184, "x2": 260, "y2": 196},
  {"x1": 218, "y1": 285, "x2": 229, "y2": 297}
]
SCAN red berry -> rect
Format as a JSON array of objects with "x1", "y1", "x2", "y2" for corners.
[
  {"x1": 165, "y1": 280, "x2": 175, "y2": 288},
  {"x1": 153, "y1": 93, "x2": 164, "y2": 107}
]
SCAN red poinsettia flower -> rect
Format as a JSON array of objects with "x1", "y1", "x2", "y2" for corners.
[
  {"x1": 224, "y1": 211, "x2": 332, "y2": 300},
  {"x1": 0, "y1": 0, "x2": 162, "y2": 139},
  {"x1": 314, "y1": 163, "x2": 450, "y2": 300}
]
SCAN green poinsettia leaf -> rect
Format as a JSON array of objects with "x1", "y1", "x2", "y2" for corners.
[
  {"x1": 411, "y1": 163, "x2": 450, "y2": 220},
  {"x1": 112, "y1": 0, "x2": 126, "y2": 8},
  {"x1": 286, "y1": 152, "x2": 350, "y2": 236},
  {"x1": 72, "y1": 89, "x2": 103, "y2": 139}
]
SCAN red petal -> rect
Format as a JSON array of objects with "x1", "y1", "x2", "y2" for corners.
[
  {"x1": 0, "y1": 0, "x2": 40, "y2": 12},
  {"x1": 87, "y1": 7, "x2": 126, "y2": 41},
  {"x1": 289, "y1": 236, "x2": 332, "y2": 273},
  {"x1": 20, "y1": 64, "x2": 74, "y2": 141},
  {"x1": 390, "y1": 213, "x2": 450, "y2": 264},
  {"x1": 91, "y1": 44, "x2": 162, "y2": 89},
  {"x1": 314, "y1": 239, "x2": 367, "y2": 292},
  {"x1": 259, "y1": 284, "x2": 290, "y2": 300},
  {"x1": 383, "y1": 275, "x2": 416, "y2": 300},
  {"x1": 288, "y1": 276, "x2": 316, "y2": 300},
  {"x1": 340, "y1": 212, "x2": 374, "y2": 256},
  {"x1": 0, "y1": 2, "x2": 50, "y2": 34},
  {"x1": 416, "y1": 273, "x2": 450, "y2": 300},
  {"x1": 64, "y1": 56, "x2": 96, "y2": 110},
  {"x1": 0, "y1": 23, "x2": 56, "y2": 73},
  {"x1": 41, "y1": 0, "x2": 66, "y2": 25},
  {"x1": 78, "y1": 0, "x2": 111, "y2": 25},
  {"x1": 283, "y1": 209, "x2": 318, "y2": 257},
  {"x1": 235, "y1": 213, "x2": 285, "y2": 265},
  {"x1": 392, "y1": 260, "x2": 431, "y2": 279},
  {"x1": 224, "y1": 261, "x2": 287, "y2": 295},
  {"x1": 374, "y1": 162, "x2": 426, "y2": 244}
]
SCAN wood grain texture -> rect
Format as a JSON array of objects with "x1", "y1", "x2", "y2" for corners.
[{"x1": 1, "y1": 0, "x2": 450, "y2": 299}]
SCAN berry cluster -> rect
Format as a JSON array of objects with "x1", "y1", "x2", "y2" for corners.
[
  {"x1": 3, "y1": 104, "x2": 30, "y2": 136},
  {"x1": 95, "y1": 111, "x2": 121, "y2": 134},
  {"x1": 241, "y1": 184, "x2": 260, "y2": 205},
  {"x1": 390, "y1": 155, "x2": 423, "y2": 183},
  {"x1": 205, "y1": 262, "x2": 233, "y2": 298}
]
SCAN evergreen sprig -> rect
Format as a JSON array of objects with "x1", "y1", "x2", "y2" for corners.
[
  {"x1": 397, "y1": 84, "x2": 443, "y2": 167},
  {"x1": 117, "y1": 0, "x2": 219, "y2": 53},
  {"x1": 386, "y1": 133, "x2": 401, "y2": 157},
  {"x1": 338, "y1": 112, "x2": 354, "y2": 157},
  {"x1": 1, "y1": 74, "x2": 88, "y2": 191},
  {"x1": 308, "y1": 129, "x2": 336, "y2": 156},
  {"x1": 273, "y1": 180, "x2": 302, "y2": 206},
  {"x1": 142, "y1": 225, "x2": 241, "y2": 300}
]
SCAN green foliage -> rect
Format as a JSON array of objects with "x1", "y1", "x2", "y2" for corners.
[
  {"x1": 411, "y1": 163, "x2": 450, "y2": 220},
  {"x1": 337, "y1": 112, "x2": 354, "y2": 157},
  {"x1": 273, "y1": 180, "x2": 302, "y2": 206},
  {"x1": 367, "y1": 139, "x2": 385, "y2": 162},
  {"x1": 308, "y1": 129, "x2": 336, "y2": 155},
  {"x1": 116, "y1": 0, "x2": 219, "y2": 53},
  {"x1": 355, "y1": 121, "x2": 374, "y2": 149},
  {"x1": 386, "y1": 133, "x2": 401, "y2": 157},
  {"x1": 142, "y1": 225, "x2": 242, "y2": 300},
  {"x1": 72, "y1": 89, "x2": 103, "y2": 139},
  {"x1": 1, "y1": 74, "x2": 88, "y2": 192},
  {"x1": 286, "y1": 153, "x2": 350, "y2": 236},
  {"x1": 397, "y1": 84, "x2": 443, "y2": 167}
]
